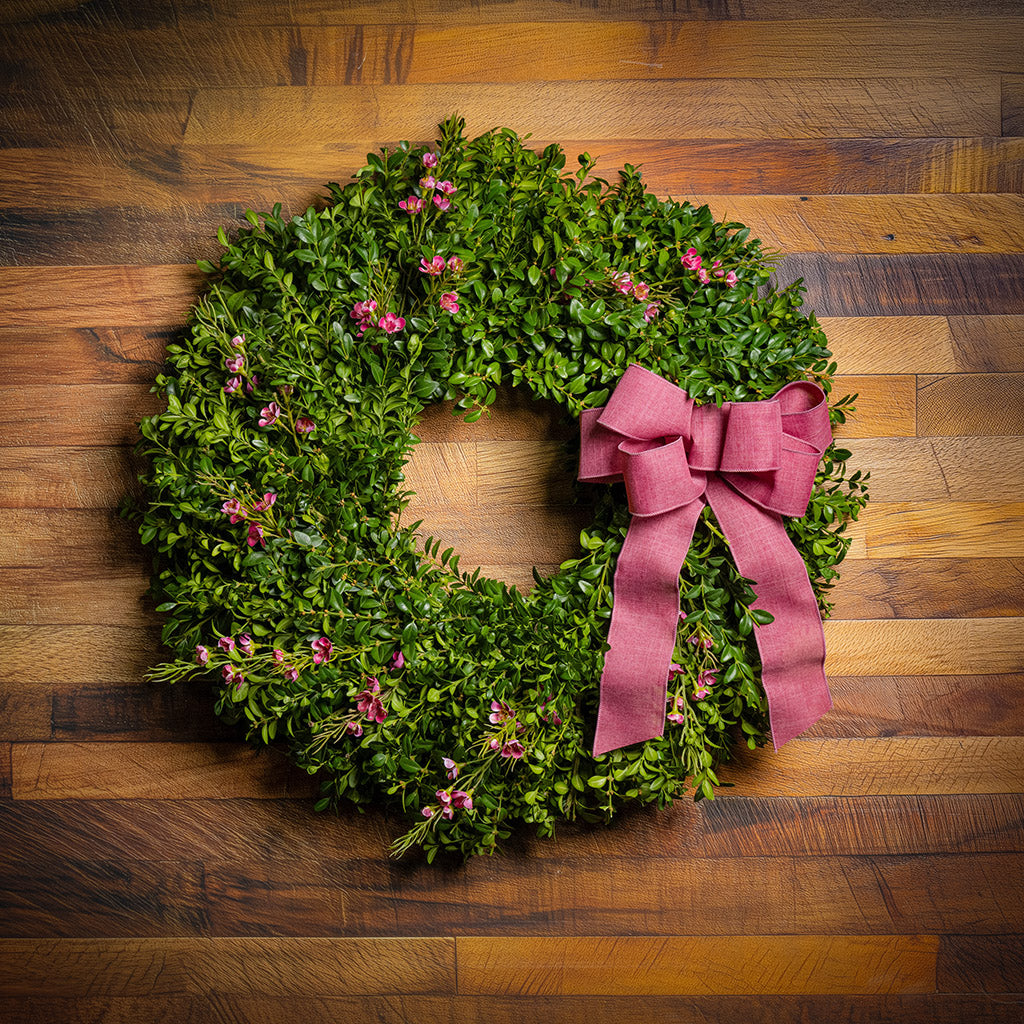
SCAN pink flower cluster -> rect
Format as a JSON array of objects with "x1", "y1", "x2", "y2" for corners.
[
  {"x1": 355, "y1": 676, "x2": 387, "y2": 723},
  {"x1": 312, "y1": 636, "x2": 333, "y2": 665},
  {"x1": 680, "y1": 247, "x2": 738, "y2": 287},
  {"x1": 693, "y1": 669, "x2": 716, "y2": 701},
  {"x1": 486, "y1": 699, "x2": 526, "y2": 757},
  {"x1": 222, "y1": 337, "x2": 259, "y2": 395},
  {"x1": 221, "y1": 492, "x2": 276, "y2": 548},
  {"x1": 609, "y1": 269, "x2": 660, "y2": 322},
  {"x1": 349, "y1": 300, "x2": 406, "y2": 337},
  {"x1": 439, "y1": 292, "x2": 459, "y2": 314},
  {"x1": 399, "y1": 162, "x2": 458, "y2": 215},
  {"x1": 424, "y1": 787, "x2": 473, "y2": 820}
]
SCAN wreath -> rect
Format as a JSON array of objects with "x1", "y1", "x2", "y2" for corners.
[{"x1": 137, "y1": 117, "x2": 868, "y2": 861}]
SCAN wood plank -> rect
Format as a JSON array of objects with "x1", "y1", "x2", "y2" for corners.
[
  {"x1": 690, "y1": 194, "x2": 1024, "y2": 254},
  {"x1": 845, "y1": 501, "x2": 1024, "y2": 558},
  {"x1": 828, "y1": 560, "x2": 1023, "y2": 618},
  {"x1": 0, "y1": 937, "x2": 455, "y2": 994},
  {"x1": 0, "y1": 326, "x2": 169, "y2": 385},
  {"x1": 0, "y1": 510, "x2": 141, "y2": 569},
  {"x1": 823, "y1": 619, "x2": 1023, "y2": 676},
  {"x1": 9, "y1": 22, "x2": 1024, "y2": 89},
  {"x1": 938, "y1": 935, "x2": 1024, "y2": 993},
  {"x1": 1003, "y1": 73, "x2": 1024, "y2": 135},
  {"x1": 917, "y1": 373, "x2": 1024, "y2": 435},
  {"x1": 456, "y1": 934, "x2": 938, "y2": 995},
  {"x1": 182, "y1": 81, "x2": 1001, "y2": 146},
  {"x1": 830, "y1": 376, "x2": 915, "y2": 437},
  {"x1": 0, "y1": 625, "x2": 159, "y2": 683},
  {"x1": 10, "y1": 742, "x2": 309, "y2": 800},
  {"x1": 821, "y1": 674, "x2": 1024, "y2": 737},
  {"x1": 823, "y1": 315, "x2": 1024, "y2": 374},
  {"x1": 722, "y1": 737, "x2": 1024, "y2": 797},
  {"x1": 0, "y1": 743, "x2": 10, "y2": 800},
  {"x1": 775, "y1": 254, "x2": 1024, "y2": 316},
  {"x1": 200, "y1": 852, "x2": 1024, "y2": 935},
  {"x1": 0, "y1": 448, "x2": 145, "y2": 506},
  {"x1": 0, "y1": 570, "x2": 154, "y2": 626},
  {"x1": 840, "y1": 439, "x2": 1024, "y2": 502},
  {"x1": 0, "y1": 265, "x2": 201, "y2": 328},
  {"x1": 0, "y1": 994, "x2": 1019, "y2": 1024}
]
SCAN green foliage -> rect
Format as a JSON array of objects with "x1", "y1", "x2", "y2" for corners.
[{"x1": 134, "y1": 117, "x2": 869, "y2": 861}]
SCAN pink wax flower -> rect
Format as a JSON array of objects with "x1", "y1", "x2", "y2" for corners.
[
  {"x1": 667, "y1": 711, "x2": 686, "y2": 724},
  {"x1": 668, "y1": 662, "x2": 684, "y2": 678},
  {"x1": 697, "y1": 268, "x2": 711, "y2": 284},
  {"x1": 432, "y1": 194, "x2": 451, "y2": 212},
  {"x1": 284, "y1": 665, "x2": 299, "y2": 683},
  {"x1": 489, "y1": 700, "x2": 513, "y2": 724},
  {"x1": 223, "y1": 376, "x2": 242, "y2": 395},
  {"x1": 446, "y1": 256, "x2": 464, "y2": 273},
  {"x1": 421, "y1": 806, "x2": 434, "y2": 818},
  {"x1": 679, "y1": 610, "x2": 687, "y2": 621},
  {"x1": 703, "y1": 637, "x2": 714, "y2": 649},
  {"x1": 225, "y1": 354, "x2": 245, "y2": 373},
  {"x1": 251, "y1": 492, "x2": 276, "y2": 513},
  {"x1": 419, "y1": 175, "x2": 437, "y2": 189},
  {"x1": 230, "y1": 334, "x2": 245, "y2": 348},
  {"x1": 218, "y1": 636, "x2": 235, "y2": 653},
  {"x1": 439, "y1": 291, "x2": 459, "y2": 314},
  {"x1": 365, "y1": 697, "x2": 387, "y2": 723},
  {"x1": 643, "y1": 302, "x2": 660, "y2": 323},
  {"x1": 500, "y1": 740, "x2": 525, "y2": 760},
  {"x1": 725, "y1": 271, "x2": 738, "y2": 287},
  {"x1": 398, "y1": 195, "x2": 424, "y2": 214},
  {"x1": 610, "y1": 270, "x2": 633, "y2": 295},
  {"x1": 711, "y1": 259, "x2": 724, "y2": 278},
  {"x1": 443, "y1": 757, "x2": 458, "y2": 780},
  {"x1": 356, "y1": 678, "x2": 380, "y2": 708},
  {"x1": 437, "y1": 180, "x2": 457, "y2": 195},
  {"x1": 346, "y1": 721, "x2": 363, "y2": 737},
  {"x1": 420, "y1": 254, "x2": 446, "y2": 275},
  {"x1": 195, "y1": 645, "x2": 209, "y2": 666},
  {"x1": 295, "y1": 417, "x2": 315, "y2": 434},
  {"x1": 377, "y1": 312, "x2": 406, "y2": 334},
  {"x1": 258, "y1": 402, "x2": 281, "y2": 427},
  {"x1": 692, "y1": 685, "x2": 711, "y2": 701},
  {"x1": 680, "y1": 247, "x2": 701, "y2": 271},
  {"x1": 312, "y1": 637, "x2": 334, "y2": 665},
  {"x1": 351, "y1": 299, "x2": 377, "y2": 321},
  {"x1": 631, "y1": 280, "x2": 650, "y2": 300},
  {"x1": 272, "y1": 648, "x2": 285, "y2": 664},
  {"x1": 389, "y1": 650, "x2": 405, "y2": 671},
  {"x1": 451, "y1": 790, "x2": 473, "y2": 810},
  {"x1": 221, "y1": 498, "x2": 245, "y2": 523},
  {"x1": 237, "y1": 633, "x2": 254, "y2": 656},
  {"x1": 247, "y1": 522, "x2": 265, "y2": 548},
  {"x1": 422, "y1": 151, "x2": 439, "y2": 168},
  {"x1": 488, "y1": 737, "x2": 501, "y2": 751},
  {"x1": 221, "y1": 665, "x2": 244, "y2": 687},
  {"x1": 436, "y1": 789, "x2": 452, "y2": 805},
  {"x1": 246, "y1": 375, "x2": 258, "y2": 394}
]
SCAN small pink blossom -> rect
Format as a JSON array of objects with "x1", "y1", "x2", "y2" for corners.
[
  {"x1": 679, "y1": 610, "x2": 687, "y2": 621},
  {"x1": 398, "y1": 195, "x2": 425, "y2": 214},
  {"x1": 725, "y1": 271, "x2": 738, "y2": 287},
  {"x1": 225, "y1": 354, "x2": 245, "y2": 373},
  {"x1": 668, "y1": 662, "x2": 684, "y2": 678},
  {"x1": 436, "y1": 789, "x2": 452, "y2": 805},
  {"x1": 419, "y1": 175, "x2": 437, "y2": 189},
  {"x1": 711, "y1": 259, "x2": 724, "y2": 278},
  {"x1": 284, "y1": 666, "x2": 299, "y2": 683},
  {"x1": 251, "y1": 492, "x2": 277, "y2": 513},
  {"x1": 680, "y1": 247, "x2": 701, "y2": 271},
  {"x1": 439, "y1": 292, "x2": 459, "y2": 314},
  {"x1": 230, "y1": 334, "x2": 245, "y2": 348},
  {"x1": 218, "y1": 636, "x2": 235, "y2": 653},
  {"x1": 377, "y1": 312, "x2": 406, "y2": 334},
  {"x1": 643, "y1": 302, "x2": 660, "y2": 323},
  {"x1": 443, "y1": 757, "x2": 458, "y2": 780},
  {"x1": 247, "y1": 522, "x2": 265, "y2": 548},
  {"x1": 692, "y1": 685, "x2": 711, "y2": 701},
  {"x1": 446, "y1": 256, "x2": 464, "y2": 273},
  {"x1": 422, "y1": 151, "x2": 439, "y2": 168},
  {"x1": 295, "y1": 417, "x2": 315, "y2": 434},
  {"x1": 312, "y1": 637, "x2": 334, "y2": 665},
  {"x1": 221, "y1": 499, "x2": 245, "y2": 523},
  {"x1": 419, "y1": 255, "x2": 446, "y2": 276},
  {"x1": 272, "y1": 648, "x2": 285, "y2": 664},
  {"x1": 488, "y1": 737, "x2": 501, "y2": 751},
  {"x1": 432, "y1": 194, "x2": 451, "y2": 212},
  {"x1": 500, "y1": 740, "x2": 525, "y2": 759},
  {"x1": 246, "y1": 375, "x2": 258, "y2": 395},
  {"x1": 631, "y1": 280, "x2": 650, "y2": 300},
  {"x1": 451, "y1": 790, "x2": 473, "y2": 810},
  {"x1": 237, "y1": 633, "x2": 253, "y2": 656},
  {"x1": 703, "y1": 637, "x2": 714, "y2": 649},
  {"x1": 389, "y1": 650, "x2": 405, "y2": 671},
  {"x1": 258, "y1": 402, "x2": 281, "y2": 427},
  {"x1": 610, "y1": 270, "x2": 633, "y2": 295},
  {"x1": 223, "y1": 376, "x2": 242, "y2": 394},
  {"x1": 489, "y1": 700, "x2": 513, "y2": 725},
  {"x1": 356, "y1": 678, "x2": 387, "y2": 723},
  {"x1": 195, "y1": 645, "x2": 209, "y2": 666},
  {"x1": 697, "y1": 268, "x2": 711, "y2": 284},
  {"x1": 351, "y1": 299, "x2": 378, "y2": 322},
  {"x1": 667, "y1": 711, "x2": 686, "y2": 724},
  {"x1": 421, "y1": 806, "x2": 434, "y2": 818},
  {"x1": 346, "y1": 721, "x2": 363, "y2": 737},
  {"x1": 437, "y1": 180, "x2": 457, "y2": 195},
  {"x1": 221, "y1": 665, "x2": 244, "y2": 687}
]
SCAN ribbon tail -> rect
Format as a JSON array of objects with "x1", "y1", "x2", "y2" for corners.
[
  {"x1": 593, "y1": 501, "x2": 703, "y2": 756},
  {"x1": 705, "y1": 476, "x2": 832, "y2": 749}
]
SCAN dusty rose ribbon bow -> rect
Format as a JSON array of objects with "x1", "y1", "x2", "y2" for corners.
[{"x1": 579, "y1": 364, "x2": 834, "y2": 756}]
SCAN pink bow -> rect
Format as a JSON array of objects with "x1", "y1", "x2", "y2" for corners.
[{"x1": 579, "y1": 364, "x2": 834, "y2": 756}]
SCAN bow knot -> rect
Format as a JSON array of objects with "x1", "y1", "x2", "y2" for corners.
[{"x1": 579, "y1": 364, "x2": 833, "y2": 756}]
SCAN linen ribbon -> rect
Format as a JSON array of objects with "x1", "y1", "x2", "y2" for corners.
[{"x1": 579, "y1": 364, "x2": 834, "y2": 756}]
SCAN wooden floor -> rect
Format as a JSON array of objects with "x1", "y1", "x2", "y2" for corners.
[{"x1": 2, "y1": 1, "x2": 1024, "y2": 1021}]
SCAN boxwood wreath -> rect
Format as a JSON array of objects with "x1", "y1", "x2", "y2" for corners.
[{"x1": 137, "y1": 117, "x2": 868, "y2": 861}]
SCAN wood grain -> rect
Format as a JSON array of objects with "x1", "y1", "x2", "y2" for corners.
[
  {"x1": 917, "y1": 373, "x2": 1024, "y2": 435},
  {"x1": 456, "y1": 934, "x2": 939, "y2": 995}
]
